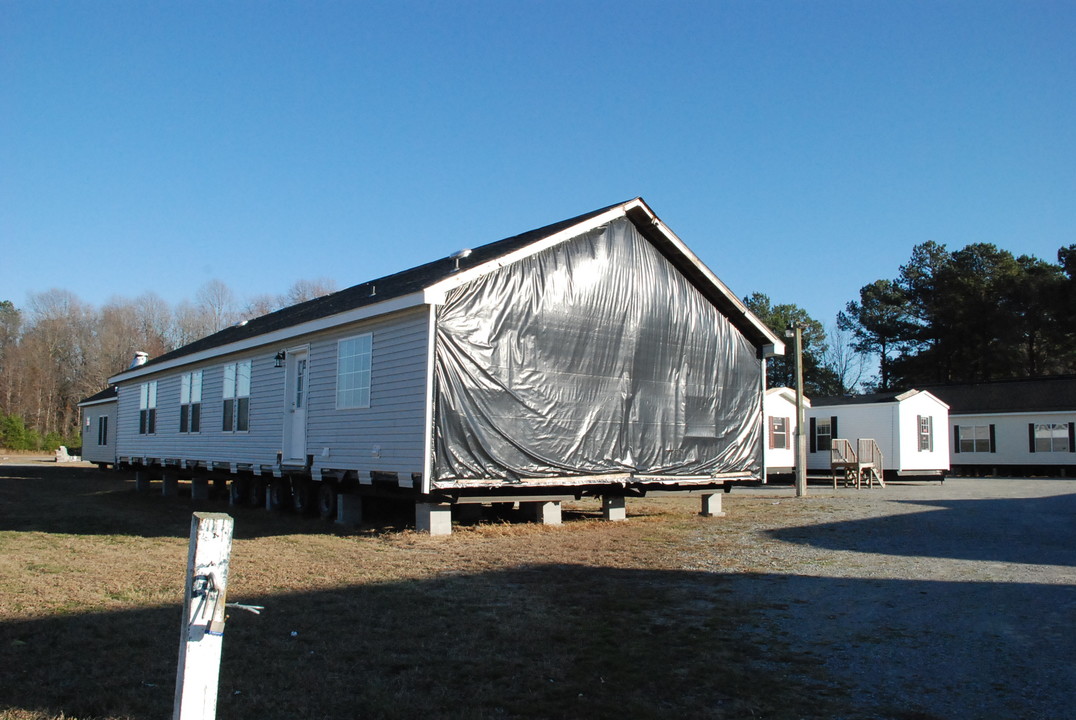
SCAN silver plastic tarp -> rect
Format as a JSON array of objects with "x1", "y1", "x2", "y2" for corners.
[{"x1": 432, "y1": 217, "x2": 763, "y2": 482}]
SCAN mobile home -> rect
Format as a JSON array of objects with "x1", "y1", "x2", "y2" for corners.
[
  {"x1": 924, "y1": 376, "x2": 1076, "y2": 477},
  {"x1": 104, "y1": 198, "x2": 783, "y2": 532},
  {"x1": 806, "y1": 390, "x2": 950, "y2": 481}
]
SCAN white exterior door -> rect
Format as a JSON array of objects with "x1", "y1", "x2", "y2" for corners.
[{"x1": 283, "y1": 348, "x2": 309, "y2": 461}]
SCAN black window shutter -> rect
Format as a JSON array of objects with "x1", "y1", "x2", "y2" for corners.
[
  {"x1": 954, "y1": 425, "x2": 961, "y2": 453},
  {"x1": 989, "y1": 424, "x2": 996, "y2": 454},
  {"x1": 809, "y1": 417, "x2": 817, "y2": 453},
  {"x1": 1028, "y1": 423, "x2": 1035, "y2": 453},
  {"x1": 1068, "y1": 423, "x2": 1075, "y2": 453},
  {"x1": 831, "y1": 416, "x2": 838, "y2": 441}
]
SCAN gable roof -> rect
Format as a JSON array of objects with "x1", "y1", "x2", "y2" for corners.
[
  {"x1": 810, "y1": 389, "x2": 948, "y2": 409},
  {"x1": 110, "y1": 198, "x2": 783, "y2": 383},
  {"x1": 765, "y1": 387, "x2": 812, "y2": 408},
  {"x1": 920, "y1": 376, "x2": 1076, "y2": 415},
  {"x1": 78, "y1": 386, "x2": 118, "y2": 406}
]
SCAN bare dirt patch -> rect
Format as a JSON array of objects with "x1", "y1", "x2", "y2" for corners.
[{"x1": 1, "y1": 461, "x2": 1073, "y2": 719}]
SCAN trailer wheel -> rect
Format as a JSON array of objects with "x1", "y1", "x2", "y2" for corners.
[
  {"x1": 229, "y1": 477, "x2": 250, "y2": 506},
  {"x1": 317, "y1": 483, "x2": 338, "y2": 519},
  {"x1": 268, "y1": 478, "x2": 292, "y2": 511},
  {"x1": 248, "y1": 478, "x2": 267, "y2": 507},
  {"x1": 292, "y1": 479, "x2": 316, "y2": 515}
]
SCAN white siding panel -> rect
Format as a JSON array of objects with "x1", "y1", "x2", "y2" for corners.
[
  {"x1": 113, "y1": 308, "x2": 429, "y2": 476},
  {"x1": 763, "y1": 391, "x2": 798, "y2": 473},
  {"x1": 952, "y1": 411, "x2": 1075, "y2": 467},
  {"x1": 896, "y1": 393, "x2": 950, "y2": 471},
  {"x1": 115, "y1": 355, "x2": 285, "y2": 466},
  {"x1": 305, "y1": 308, "x2": 429, "y2": 476},
  {"x1": 81, "y1": 401, "x2": 118, "y2": 464}
]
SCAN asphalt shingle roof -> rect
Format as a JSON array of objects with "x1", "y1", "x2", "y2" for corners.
[{"x1": 920, "y1": 376, "x2": 1076, "y2": 414}]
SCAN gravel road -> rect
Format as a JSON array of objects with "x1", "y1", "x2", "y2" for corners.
[{"x1": 683, "y1": 477, "x2": 1076, "y2": 720}]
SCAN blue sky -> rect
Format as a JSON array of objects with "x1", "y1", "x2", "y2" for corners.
[{"x1": 2, "y1": 1, "x2": 1073, "y2": 331}]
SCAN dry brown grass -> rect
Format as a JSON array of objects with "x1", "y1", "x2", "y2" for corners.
[{"x1": 0, "y1": 461, "x2": 840, "y2": 720}]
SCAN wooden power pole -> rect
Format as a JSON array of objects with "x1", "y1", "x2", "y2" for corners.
[{"x1": 786, "y1": 323, "x2": 808, "y2": 498}]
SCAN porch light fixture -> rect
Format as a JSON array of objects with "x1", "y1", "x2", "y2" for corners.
[{"x1": 274, "y1": 350, "x2": 286, "y2": 368}]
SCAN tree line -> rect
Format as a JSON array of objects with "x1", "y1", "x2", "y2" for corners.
[
  {"x1": 0, "y1": 278, "x2": 336, "y2": 450},
  {"x1": 2, "y1": 240, "x2": 1073, "y2": 450},
  {"x1": 749, "y1": 241, "x2": 1075, "y2": 395}
]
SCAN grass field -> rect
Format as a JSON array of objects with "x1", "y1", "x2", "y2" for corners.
[{"x1": 0, "y1": 460, "x2": 843, "y2": 720}]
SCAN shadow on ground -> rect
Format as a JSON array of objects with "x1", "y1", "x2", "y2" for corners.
[
  {"x1": 769, "y1": 492, "x2": 1076, "y2": 567},
  {"x1": 2, "y1": 563, "x2": 1074, "y2": 720}
]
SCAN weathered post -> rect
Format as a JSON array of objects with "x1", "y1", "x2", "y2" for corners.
[
  {"x1": 174, "y1": 512, "x2": 234, "y2": 720},
  {"x1": 785, "y1": 323, "x2": 808, "y2": 498}
]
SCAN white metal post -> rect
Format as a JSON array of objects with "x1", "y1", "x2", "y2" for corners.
[{"x1": 174, "y1": 512, "x2": 234, "y2": 720}]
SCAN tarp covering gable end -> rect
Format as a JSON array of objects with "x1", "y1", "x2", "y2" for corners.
[{"x1": 432, "y1": 217, "x2": 763, "y2": 482}]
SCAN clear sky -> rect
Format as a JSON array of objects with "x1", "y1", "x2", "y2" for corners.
[{"x1": 2, "y1": 1, "x2": 1073, "y2": 331}]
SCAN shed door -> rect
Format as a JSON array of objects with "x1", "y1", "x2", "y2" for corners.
[{"x1": 283, "y1": 348, "x2": 309, "y2": 461}]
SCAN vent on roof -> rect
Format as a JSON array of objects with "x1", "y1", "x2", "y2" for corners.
[{"x1": 451, "y1": 248, "x2": 473, "y2": 272}]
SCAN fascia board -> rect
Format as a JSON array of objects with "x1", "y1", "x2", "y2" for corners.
[
  {"x1": 913, "y1": 390, "x2": 950, "y2": 410},
  {"x1": 109, "y1": 291, "x2": 427, "y2": 384},
  {"x1": 422, "y1": 205, "x2": 629, "y2": 304},
  {"x1": 77, "y1": 397, "x2": 118, "y2": 408}
]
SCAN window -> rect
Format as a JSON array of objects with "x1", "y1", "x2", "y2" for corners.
[
  {"x1": 180, "y1": 370, "x2": 202, "y2": 433},
  {"x1": 685, "y1": 396, "x2": 719, "y2": 438},
  {"x1": 223, "y1": 360, "x2": 251, "y2": 432},
  {"x1": 918, "y1": 415, "x2": 934, "y2": 452},
  {"x1": 97, "y1": 416, "x2": 108, "y2": 446},
  {"x1": 139, "y1": 381, "x2": 157, "y2": 435},
  {"x1": 337, "y1": 334, "x2": 372, "y2": 409},
  {"x1": 1032, "y1": 423, "x2": 1071, "y2": 453},
  {"x1": 815, "y1": 418, "x2": 832, "y2": 452},
  {"x1": 769, "y1": 416, "x2": 789, "y2": 449},
  {"x1": 957, "y1": 424, "x2": 993, "y2": 453}
]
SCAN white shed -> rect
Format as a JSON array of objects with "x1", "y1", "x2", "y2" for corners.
[
  {"x1": 806, "y1": 390, "x2": 950, "y2": 481},
  {"x1": 763, "y1": 387, "x2": 809, "y2": 478}
]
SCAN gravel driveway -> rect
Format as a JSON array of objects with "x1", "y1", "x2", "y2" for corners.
[{"x1": 683, "y1": 477, "x2": 1076, "y2": 720}]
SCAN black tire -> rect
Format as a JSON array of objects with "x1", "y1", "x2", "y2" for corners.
[
  {"x1": 229, "y1": 477, "x2": 250, "y2": 505},
  {"x1": 268, "y1": 478, "x2": 292, "y2": 511},
  {"x1": 317, "y1": 483, "x2": 338, "y2": 520},
  {"x1": 248, "y1": 478, "x2": 267, "y2": 507},
  {"x1": 292, "y1": 479, "x2": 316, "y2": 515}
]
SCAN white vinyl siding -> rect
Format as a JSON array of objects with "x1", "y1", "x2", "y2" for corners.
[
  {"x1": 112, "y1": 308, "x2": 428, "y2": 477},
  {"x1": 308, "y1": 310, "x2": 428, "y2": 475},
  {"x1": 80, "y1": 399, "x2": 118, "y2": 465}
]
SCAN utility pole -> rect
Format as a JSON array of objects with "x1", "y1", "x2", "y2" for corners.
[{"x1": 786, "y1": 323, "x2": 808, "y2": 497}]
